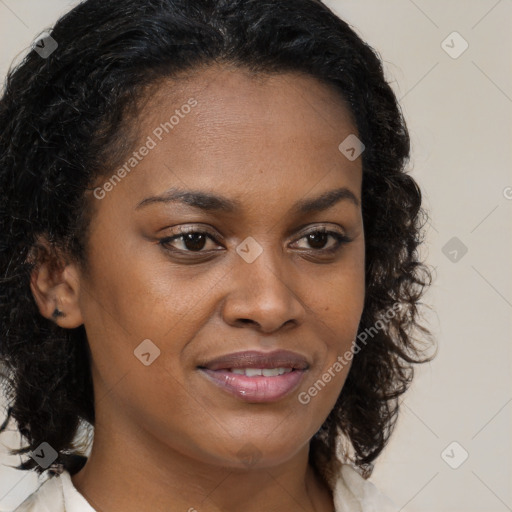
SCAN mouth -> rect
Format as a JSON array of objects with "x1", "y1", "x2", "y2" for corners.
[{"x1": 197, "y1": 350, "x2": 309, "y2": 403}]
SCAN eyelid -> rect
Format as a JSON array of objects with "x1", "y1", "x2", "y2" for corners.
[
  {"x1": 296, "y1": 224, "x2": 346, "y2": 237},
  {"x1": 159, "y1": 224, "x2": 221, "y2": 240},
  {"x1": 158, "y1": 223, "x2": 351, "y2": 255},
  {"x1": 290, "y1": 226, "x2": 352, "y2": 252},
  {"x1": 159, "y1": 223, "x2": 346, "y2": 242},
  {"x1": 157, "y1": 225, "x2": 222, "y2": 254}
]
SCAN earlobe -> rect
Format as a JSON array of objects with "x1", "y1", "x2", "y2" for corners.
[{"x1": 28, "y1": 241, "x2": 84, "y2": 329}]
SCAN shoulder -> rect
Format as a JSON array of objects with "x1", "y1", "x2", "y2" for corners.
[
  {"x1": 12, "y1": 469, "x2": 95, "y2": 512},
  {"x1": 13, "y1": 473, "x2": 65, "y2": 512},
  {"x1": 331, "y1": 463, "x2": 402, "y2": 512}
]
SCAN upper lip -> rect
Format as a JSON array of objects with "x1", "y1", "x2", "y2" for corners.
[{"x1": 199, "y1": 350, "x2": 310, "y2": 371}]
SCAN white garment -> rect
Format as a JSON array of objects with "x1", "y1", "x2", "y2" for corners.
[{"x1": 13, "y1": 463, "x2": 400, "y2": 512}]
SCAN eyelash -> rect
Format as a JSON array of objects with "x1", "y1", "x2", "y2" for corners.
[{"x1": 158, "y1": 226, "x2": 352, "y2": 257}]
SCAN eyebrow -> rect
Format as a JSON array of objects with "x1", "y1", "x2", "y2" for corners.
[{"x1": 135, "y1": 186, "x2": 360, "y2": 214}]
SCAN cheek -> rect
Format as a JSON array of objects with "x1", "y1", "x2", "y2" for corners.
[
  {"x1": 300, "y1": 240, "x2": 365, "y2": 394},
  {"x1": 82, "y1": 236, "x2": 220, "y2": 342},
  {"x1": 311, "y1": 241, "x2": 365, "y2": 337}
]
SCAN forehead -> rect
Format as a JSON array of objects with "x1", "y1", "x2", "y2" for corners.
[
  {"x1": 143, "y1": 64, "x2": 357, "y2": 143},
  {"x1": 91, "y1": 64, "x2": 362, "y2": 217}
]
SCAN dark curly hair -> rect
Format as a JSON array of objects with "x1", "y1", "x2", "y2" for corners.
[{"x1": 0, "y1": 0, "x2": 434, "y2": 482}]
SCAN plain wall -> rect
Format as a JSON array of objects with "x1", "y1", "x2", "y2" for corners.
[{"x1": 0, "y1": 1, "x2": 511, "y2": 510}]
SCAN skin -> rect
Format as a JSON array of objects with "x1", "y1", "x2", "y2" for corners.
[{"x1": 30, "y1": 64, "x2": 365, "y2": 512}]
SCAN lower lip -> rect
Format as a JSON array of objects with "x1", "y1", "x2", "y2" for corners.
[{"x1": 199, "y1": 368, "x2": 306, "y2": 403}]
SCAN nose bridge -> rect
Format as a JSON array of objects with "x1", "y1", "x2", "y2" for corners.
[
  {"x1": 222, "y1": 235, "x2": 305, "y2": 331},
  {"x1": 239, "y1": 237, "x2": 286, "y2": 293}
]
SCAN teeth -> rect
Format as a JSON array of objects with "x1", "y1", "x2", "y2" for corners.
[
  {"x1": 245, "y1": 368, "x2": 262, "y2": 377},
  {"x1": 228, "y1": 368, "x2": 293, "y2": 377}
]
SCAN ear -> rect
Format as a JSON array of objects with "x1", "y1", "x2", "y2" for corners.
[{"x1": 28, "y1": 236, "x2": 84, "y2": 329}]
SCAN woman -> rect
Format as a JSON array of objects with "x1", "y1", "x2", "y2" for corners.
[{"x1": 0, "y1": 0, "x2": 434, "y2": 510}]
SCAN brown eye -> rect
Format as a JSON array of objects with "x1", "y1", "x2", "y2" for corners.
[
  {"x1": 305, "y1": 231, "x2": 329, "y2": 250},
  {"x1": 294, "y1": 229, "x2": 351, "y2": 252},
  {"x1": 179, "y1": 233, "x2": 208, "y2": 251},
  {"x1": 159, "y1": 230, "x2": 220, "y2": 253}
]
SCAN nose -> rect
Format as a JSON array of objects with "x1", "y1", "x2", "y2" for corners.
[{"x1": 221, "y1": 242, "x2": 306, "y2": 334}]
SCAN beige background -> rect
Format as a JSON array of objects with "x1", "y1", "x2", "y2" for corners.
[{"x1": 1, "y1": 1, "x2": 511, "y2": 510}]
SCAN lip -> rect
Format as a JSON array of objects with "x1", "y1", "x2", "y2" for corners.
[
  {"x1": 199, "y1": 350, "x2": 310, "y2": 371},
  {"x1": 197, "y1": 350, "x2": 310, "y2": 403},
  {"x1": 199, "y1": 368, "x2": 307, "y2": 403}
]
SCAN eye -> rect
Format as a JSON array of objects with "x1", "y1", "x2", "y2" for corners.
[
  {"x1": 159, "y1": 228, "x2": 221, "y2": 253},
  {"x1": 158, "y1": 226, "x2": 352, "y2": 256},
  {"x1": 292, "y1": 228, "x2": 352, "y2": 253}
]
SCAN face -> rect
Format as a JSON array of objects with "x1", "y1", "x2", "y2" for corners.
[{"x1": 75, "y1": 65, "x2": 365, "y2": 469}]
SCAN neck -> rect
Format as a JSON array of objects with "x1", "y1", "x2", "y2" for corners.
[{"x1": 71, "y1": 419, "x2": 334, "y2": 512}]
